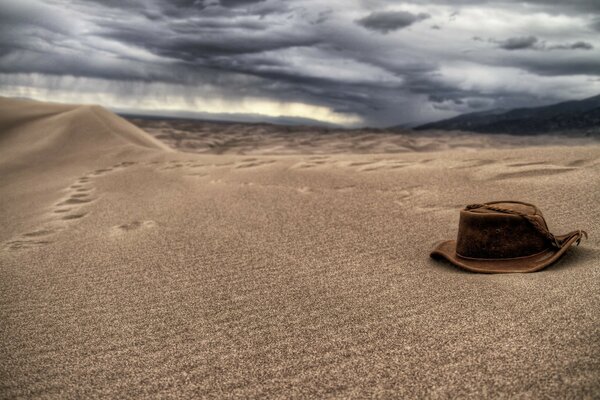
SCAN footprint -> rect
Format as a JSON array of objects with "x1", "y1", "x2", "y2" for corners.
[
  {"x1": 566, "y1": 159, "x2": 589, "y2": 167},
  {"x1": 333, "y1": 186, "x2": 355, "y2": 192},
  {"x1": 415, "y1": 205, "x2": 461, "y2": 214},
  {"x1": 114, "y1": 220, "x2": 157, "y2": 232},
  {"x1": 347, "y1": 161, "x2": 373, "y2": 167},
  {"x1": 292, "y1": 162, "x2": 317, "y2": 169},
  {"x1": 235, "y1": 162, "x2": 260, "y2": 169},
  {"x1": 62, "y1": 213, "x2": 87, "y2": 220},
  {"x1": 162, "y1": 164, "x2": 184, "y2": 170},
  {"x1": 23, "y1": 229, "x2": 55, "y2": 237},
  {"x1": 93, "y1": 168, "x2": 113, "y2": 175},
  {"x1": 395, "y1": 189, "x2": 413, "y2": 199},
  {"x1": 57, "y1": 197, "x2": 93, "y2": 206},
  {"x1": 6, "y1": 240, "x2": 51, "y2": 250},
  {"x1": 455, "y1": 159, "x2": 495, "y2": 169},
  {"x1": 493, "y1": 168, "x2": 576, "y2": 180},
  {"x1": 114, "y1": 161, "x2": 136, "y2": 167},
  {"x1": 117, "y1": 221, "x2": 142, "y2": 231},
  {"x1": 508, "y1": 161, "x2": 550, "y2": 168},
  {"x1": 296, "y1": 187, "x2": 312, "y2": 194},
  {"x1": 358, "y1": 164, "x2": 385, "y2": 172},
  {"x1": 235, "y1": 160, "x2": 276, "y2": 169}
]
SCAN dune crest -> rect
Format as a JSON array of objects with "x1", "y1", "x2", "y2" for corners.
[{"x1": 0, "y1": 98, "x2": 171, "y2": 164}]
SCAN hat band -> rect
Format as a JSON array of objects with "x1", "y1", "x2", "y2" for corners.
[
  {"x1": 455, "y1": 247, "x2": 552, "y2": 262},
  {"x1": 455, "y1": 229, "x2": 586, "y2": 262}
]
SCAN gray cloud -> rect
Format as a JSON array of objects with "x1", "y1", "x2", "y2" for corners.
[
  {"x1": 401, "y1": 0, "x2": 600, "y2": 14},
  {"x1": 498, "y1": 36, "x2": 539, "y2": 50},
  {"x1": 356, "y1": 11, "x2": 430, "y2": 34},
  {"x1": 510, "y1": 57, "x2": 600, "y2": 77},
  {"x1": 0, "y1": 0, "x2": 599, "y2": 127},
  {"x1": 220, "y1": 0, "x2": 266, "y2": 7},
  {"x1": 487, "y1": 37, "x2": 593, "y2": 52},
  {"x1": 558, "y1": 41, "x2": 594, "y2": 50}
]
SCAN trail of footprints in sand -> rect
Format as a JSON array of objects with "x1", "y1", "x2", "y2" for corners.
[
  {"x1": 5, "y1": 161, "x2": 137, "y2": 250},
  {"x1": 8, "y1": 155, "x2": 592, "y2": 250}
]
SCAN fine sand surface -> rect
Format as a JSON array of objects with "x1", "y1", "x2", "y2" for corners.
[{"x1": 1, "y1": 98, "x2": 599, "y2": 398}]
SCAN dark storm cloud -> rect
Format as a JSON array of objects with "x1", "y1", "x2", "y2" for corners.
[
  {"x1": 356, "y1": 11, "x2": 430, "y2": 34},
  {"x1": 220, "y1": 0, "x2": 266, "y2": 7},
  {"x1": 402, "y1": 0, "x2": 600, "y2": 14},
  {"x1": 428, "y1": 94, "x2": 463, "y2": 104},
  {"x1": 1, "y1": 0, "x2": 599, "y2": 126},
  {"x1": 520, "y1": 0, "x2": 600, "y2": 12},
  {"x1": 510, "y1": 57, "x2": 600, "y2": 77},
  {"x1": 498, "y1": 36, "x2": 539, "y2": 50},
  {"x1": 97, "y1": 25, "x2": 318, "y2": 58},
  {"x1": 549, "y1": 41, "x2": 594, "y2": 50},
  {"x1": 484, "y1": 36, "x2": 593, "y2": 52}
]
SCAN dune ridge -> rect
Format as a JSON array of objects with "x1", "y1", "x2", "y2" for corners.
[
  {"x1": 1, "y1": 98, "x2": 599, "y2": 398},
  {"x1": 128, "y1": 117, "x2": 600, "y2": 155},
  {"x1": 0, "y1": 98, "x2": 171, "y2": 163}
]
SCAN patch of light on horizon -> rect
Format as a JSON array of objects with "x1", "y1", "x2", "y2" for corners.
[{"x1": 0, "y1": 74, "x2": 363, "y2": 126}]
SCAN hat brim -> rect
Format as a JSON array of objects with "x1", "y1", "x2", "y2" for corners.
[{"x1": 430, "y1": 234, "x2": 581, "y2": 273}]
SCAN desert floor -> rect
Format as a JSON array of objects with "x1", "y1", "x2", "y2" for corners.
[{"x1": 1, "y1": 98, "x2": 599, "y2": 398}]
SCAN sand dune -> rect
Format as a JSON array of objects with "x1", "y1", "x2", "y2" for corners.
[
  {"x1": 1, "y1": 98, "x2": 599, "y2": 398},
  {"x1": 129, "y1": 117, "x2": 599, "y2": 155},
  {"x1": 0, "y1": 98, "x2": 170, "y2": 163}
]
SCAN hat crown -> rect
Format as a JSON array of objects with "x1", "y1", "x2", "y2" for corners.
[{"x1": 456, "y1": 202, "x2": 550, "y2": 259}]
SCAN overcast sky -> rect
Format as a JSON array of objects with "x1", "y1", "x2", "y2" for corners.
[{"x1": 1, "y1": 0, "x2": 599, "y2": 127}]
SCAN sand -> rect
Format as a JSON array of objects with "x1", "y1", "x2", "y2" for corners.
[
  {"x1": 1, "y1": 98, "x2": 599, "y2": 398},
  {"x1": 129, "y1": 117, "x2": 597, "y2": 155}
]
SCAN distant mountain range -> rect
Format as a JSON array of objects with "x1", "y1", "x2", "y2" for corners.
[{"x1": 415, "y1": 94, "x2": 600, "y2": 135}]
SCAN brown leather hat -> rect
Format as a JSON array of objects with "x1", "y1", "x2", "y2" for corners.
[{"x1": 430, "y1": 201, "x2": 587, "y2": 273}]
